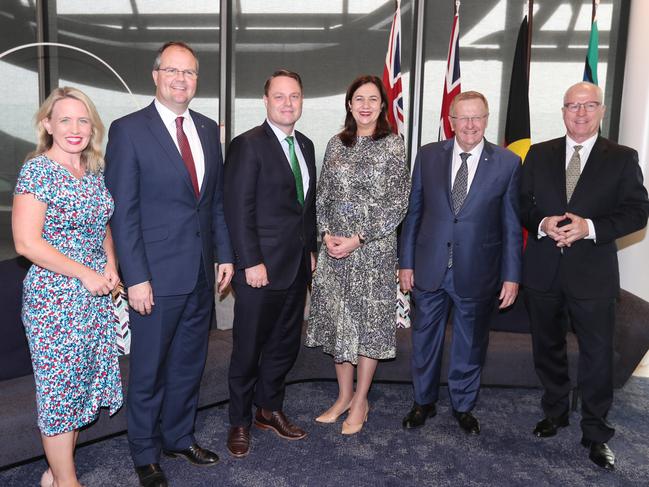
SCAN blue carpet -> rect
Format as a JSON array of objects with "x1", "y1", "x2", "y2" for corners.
[{"x1": 1, "y1": 378, "x2": 648, "y2": 486}]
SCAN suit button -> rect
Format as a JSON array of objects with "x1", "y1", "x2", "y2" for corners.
[
  {"x1": 196, "y1": 231, "x2": 200, "y2": 237},
  {"x1": 454, "y1": 218, "x2": 458, "y2": 223}
]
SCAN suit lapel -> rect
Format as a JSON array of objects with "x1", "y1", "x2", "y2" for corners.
[
  {"x1": 552, "y1": 137, "x2": 568, "y2": 205},
  {"x1": 191, "y1": 110, "x2": 212, "y2": 202},
  {"x1": 145, "y1": 102, "x2": 196, "y2": 197},
  {"x1": 296, "y1": 131, "x2": 316, "y2": 210},
  {"x1": 263, "y1": 121, "x2": 304, "y2": 212},
  {"x1": 441, "y1": 139, "x2": 454, "y2": 213},
  {"x1": 458, "y1": 139, "x2": 493, "y2": 214}
]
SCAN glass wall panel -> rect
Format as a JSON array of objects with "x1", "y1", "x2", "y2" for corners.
[
  {"x1": 421, "y1": 0, "x2": 621, "y2": 146},
  {"x1": 232, "y1": 0, "x2": 414, "y2": 171},
  {"x1": 53, "y1": 0, "x2": 220, "y2": 134},
  {"x1": 0, "y1": 1, "x2": 39, "y2": 260}
]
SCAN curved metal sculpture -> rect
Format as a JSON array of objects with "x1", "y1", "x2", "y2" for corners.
[{"x1": 0, "y1": 42, "x2": 141, "y2": 109}]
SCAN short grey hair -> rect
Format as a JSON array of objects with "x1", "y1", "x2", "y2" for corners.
[
  {"x1": 563, "y1": 81, "x2": 603, "y2": 104},
  {"x1": 152, "y1": 41, "x2": 199, "y2": 72}
]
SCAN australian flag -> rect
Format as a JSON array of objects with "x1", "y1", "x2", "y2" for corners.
[
  {"x1": 439, "y1": 9, "x2": 461, "y2": 141},
  {"x1": 383, "y1": 0, "x2": 404, "y2": 136}
]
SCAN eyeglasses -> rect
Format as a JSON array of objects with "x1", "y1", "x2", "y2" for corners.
[
  {"x1": 449, "y1": 114, "x2": 488, "y2": 124},
  {"x1": 156, "y1": 67, "x2": 198, "y2": 79},
  {"x1": 563, "y1": 101, "x2": 601, "y2": 112}
]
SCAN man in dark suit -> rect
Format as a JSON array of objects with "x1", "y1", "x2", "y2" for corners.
[
  {"x1": 105, "y1": 42, "x2": 234, "y2": 487},
  {"x1": 520, "y1": 81, "x2": 649, "y2": 470},
  {"x1": 399, "y1": 91, "x2": 522, "y2": 435},
  {"x1": 223, "y1": 70, "x2": 317, "y2": 457}
]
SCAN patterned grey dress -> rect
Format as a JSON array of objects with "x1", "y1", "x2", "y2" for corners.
[{"x1": 306, "y1": 133, "x2": 410, "y2": 364}]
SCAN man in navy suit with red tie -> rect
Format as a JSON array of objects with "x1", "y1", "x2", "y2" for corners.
[
  {"x1": 223, "y1": 70, "x2": 317, "y2": 458},
  {"x1": 399, "y1": 91, "x2": 522, "y2": 436},
  {"x1": 105, "y1": 42, "x2": 233, "y2": 487}
]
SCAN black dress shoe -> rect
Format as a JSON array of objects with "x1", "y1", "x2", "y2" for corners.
[
  {"x1": 402, "y1": 402, "x2": 436, "y2": 429},
  {"x1": 163, "y1": 443, "x2": 219, "y2": 466},
  {"x1": 581, "y1": 439, "x2": 615, "y2": 470},
  {"x1": 135, "y1": 463, "x2": 168, "y2": 487},
  {"x1": 452, "y1": 410, "x2": 480, "y2": 435},
  {"x1": 533, "y1": 413, "x2": 569, "y2": 438}
]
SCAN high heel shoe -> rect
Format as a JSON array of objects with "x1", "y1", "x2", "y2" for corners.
[
  {"x1": 40, "y1": 469, "x2": 53, "y2": 487},
  {"x1": 341, "y1": 404, "x2": 369, "y2": 435},
  {"x1": 315, "y1": 402, "x2": 352, "y2": 423}
]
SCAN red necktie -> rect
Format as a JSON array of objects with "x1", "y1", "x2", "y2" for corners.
[{"x1": 175, "y1": 116, "x2": 200, "y2": 197}]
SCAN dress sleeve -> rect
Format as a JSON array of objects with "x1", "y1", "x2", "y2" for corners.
[
  {"x1": 14, "y1": 157, "x2": 52, "y2": 204},
  {"x1": 358, "y1": 136, "x2": 410, "y2": 242},
  {"x1": 316, "y1": 137, "x2": 336, "y2": 234}
]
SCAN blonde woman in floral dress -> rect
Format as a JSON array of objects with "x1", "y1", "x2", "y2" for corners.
[{"x1": 12, "y1": 87, "x2": 122, "y2": 487}]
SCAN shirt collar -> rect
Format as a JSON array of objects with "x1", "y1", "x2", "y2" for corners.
[
  {"x1": 154, "y1": 98, "x2": 191, "y2": 127},
  {"x1": 566, "y1": 133, "x2": 598, "y2": 153},
  {"x1": 453, "y1": 138, "x2": 485, "y2": 161},
  {"x1": 266, "y1": 118, "x2": 296, "y2": 143}
]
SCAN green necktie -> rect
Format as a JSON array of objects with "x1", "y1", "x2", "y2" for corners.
[{"x1": 285, "y1": 136, "x2": 304, "y2": 205}]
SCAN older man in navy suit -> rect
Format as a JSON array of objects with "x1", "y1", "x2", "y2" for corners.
[
  {"x1": 399, "y1": 91, "x2": 522, "y2": 435},
  {"x1": 105, "y1": 42, "x2": 233, "y2": 487}
]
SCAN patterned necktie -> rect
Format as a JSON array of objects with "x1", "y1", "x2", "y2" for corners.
[
  {"x1": 452, "y1": 152, "x2": 470, "y2": 214},
  {"x1": 448, "y1": 152, "x2": 471, "y2": 268},
  {"x1": 285, "y1": 136, "x2": 304, "y2": 205},
  {"x1": 175, "y1": 116, "x2": 200, "y2": 197},
  {"x1": 566, "y1": 145, "x2": 582, "y2": 202}
]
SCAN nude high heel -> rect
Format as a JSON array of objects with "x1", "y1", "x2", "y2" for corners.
[
  {"x1": 315, "y1": 401, "x2": 352, "y2": 423},
  {"x1": 40, "y1": 469, "x2": 53, "y2": 487},
  {"x1": 341, "y1": 404, "x2": 369, "y2": 435}
]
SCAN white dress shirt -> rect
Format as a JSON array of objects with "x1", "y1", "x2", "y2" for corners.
[
  {"x1": 451, "y1": 138, "x2": 484, "y2": 192},
  {"x1": 538, "y1": 133, "x2": 597, "y2": 240},
  {"x1": 154, "y1": 98, "x2": 205, "y2": 190},
  {"x1": 266, "y1": 118, "x2": 310, "y2": 196}
]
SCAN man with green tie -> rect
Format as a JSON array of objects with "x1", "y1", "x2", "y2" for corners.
[{"x1": 223, "y1": 70, "x2": 318, "y2": 458}]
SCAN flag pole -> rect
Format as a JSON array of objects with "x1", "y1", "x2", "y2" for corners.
[
  {"x1": 526, "y1": 0, "x2": 533, "y2": 81},
  {"x1": 591, "y1": 0, "x2": 599, "y2": 23}
]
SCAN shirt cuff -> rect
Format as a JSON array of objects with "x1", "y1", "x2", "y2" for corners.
[
  {"x1": 537, "y1": 218, "x2": 547, "y2": 238},
  {"x1": 585, "y1": 218, "x2": 596, "y2": 240}
]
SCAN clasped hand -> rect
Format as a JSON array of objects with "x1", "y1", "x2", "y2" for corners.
[
  {"x1": 541, "y1": 212, "x2": 589, "y2": 247},
  {"x1": 324, "y1": 234, "x2": 362, "y2": 259},
  {"x1": 80, "y1": 265, "x2": 120, "y2": 297}
]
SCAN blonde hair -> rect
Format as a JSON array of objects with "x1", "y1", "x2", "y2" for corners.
[
  {"x1": 27, "y1": 86, "x2": 105, "y2": 173},
  {"x1": 449, "y1": 90, "x2": 490, "y2": 116}
]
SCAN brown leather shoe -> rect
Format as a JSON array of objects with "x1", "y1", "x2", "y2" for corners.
[
  {"x1": 227, "y1": 426, "x2": 251, "y2": 458},
  {"x1": 254, "y1": 408, "x2": 307, "y2": 440}
]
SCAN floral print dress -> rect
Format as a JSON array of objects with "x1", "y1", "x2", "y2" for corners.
[{"x1": 15, "y1": 155, "x2": 123, "y2": 436}]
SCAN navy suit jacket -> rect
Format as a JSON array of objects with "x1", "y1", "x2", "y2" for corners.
[
  {"x1": 224, "y1": 121, "x2": 317, "y2": 290},
  {"x1": 520, "y1": 136, "x2": 649, "y2": 299},
  {"x1": 399, "y1": 138, "x2": 522, "y2": 298},
  {"x1": 104, "y1": 101, "x2": 233, "y2": 296}
]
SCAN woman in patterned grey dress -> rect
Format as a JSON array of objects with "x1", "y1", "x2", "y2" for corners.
[{"x1": 306, "y1": 75, "x2": 410, "y2": 434}]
